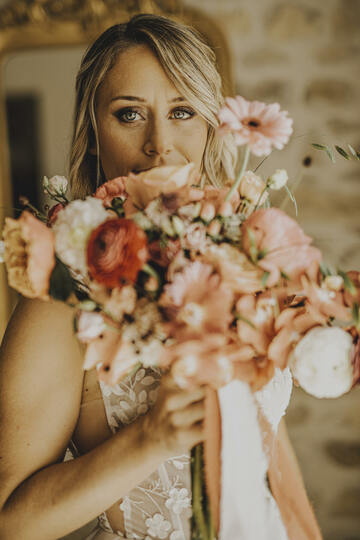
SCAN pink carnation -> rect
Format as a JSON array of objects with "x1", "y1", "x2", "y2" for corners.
[
  {"x1": 218, "y1": 96, "x2": 293, "y2": 156},
  {"x1": 94, "y1": 177, "x2": 127, "y2": 207}
]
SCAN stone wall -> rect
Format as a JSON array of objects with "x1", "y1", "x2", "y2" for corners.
[{"x1": 181, "y1": 0, "x2": 360, "y2": 538}]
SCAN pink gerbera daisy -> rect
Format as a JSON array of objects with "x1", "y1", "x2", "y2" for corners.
[{"x1": 218, "y1": 96, "x2": 293, "y2": 156}]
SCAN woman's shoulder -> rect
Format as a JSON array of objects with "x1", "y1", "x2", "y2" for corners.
[{"x1": 0, "y1": 295, "x2": 84, "y2": 393}]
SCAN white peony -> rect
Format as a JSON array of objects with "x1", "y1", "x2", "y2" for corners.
[
  {"x1": 267, "y1": 169, "x2": 288, "y2": 190},
  {"x1": 43, "y1": 175, "x2": 68, "y2": 196},
  {"x1": 53, "y1": 197, "x2": 108, "y2": 276},
  {"x1": 289, "y1": 326, "x2": 354, "y2": 398},
  {"x1": 76, "y1": 311, "x2": 106, "y2": 343}
]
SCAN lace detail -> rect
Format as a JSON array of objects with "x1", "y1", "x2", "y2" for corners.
[
  {"x1": 99, "y1": 367, "x2": 191, "y2": 540},
  {"x1": 96, "y1": 365, "x2": 292, "y2": 540}
]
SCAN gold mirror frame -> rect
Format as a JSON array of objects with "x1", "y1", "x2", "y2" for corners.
[{"x1": 0, "y1": 0, "x2": 233, "y2": 338}]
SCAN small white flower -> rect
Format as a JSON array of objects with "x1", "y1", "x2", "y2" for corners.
[
  {"x1": 76, "y1": 311, "x2": 106, "y2": 343},
  {"x1": 165, "y1": 487, "x2": 191, "y2": 515},
  {"x1": 323, "y1": 275, "x2": 344, "y2": 292},
  {"x1": 53, "y1": 197, "x2": 108, "y2": 275},
  {"x1": 43, "y1": 175, "x2": 68, "y2": 196},
  {"x1": 0, "y1": 240, "x2": 5, "y2": 263},
  {"x1": 145, "y1": 513, "x2": 171, "y2": 538},
  {"x1": 290, "y1": 326, "x2": 354, "y2": 398},
  {"x1": 267, "y1": 169, "x2": 288, "y2": 190}
]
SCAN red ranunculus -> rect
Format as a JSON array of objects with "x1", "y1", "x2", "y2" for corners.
[{"x1": 87, "y1": 218, "x2": 148, "y2": 287}]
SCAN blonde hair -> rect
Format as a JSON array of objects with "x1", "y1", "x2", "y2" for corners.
[{"x1": 69, "y1": 13, "x2": 236, "y2": 199}]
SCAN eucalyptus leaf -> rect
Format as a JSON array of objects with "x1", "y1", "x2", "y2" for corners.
[
  {"x1": 348, "y1": 144, "x2": 358, "y2": 158},
  {"x1": 335, "y1": 145, "x2": 351, "y2": 160},
  {"x1": 49, "y1": 258, "x2": 74, "y2": 301}
]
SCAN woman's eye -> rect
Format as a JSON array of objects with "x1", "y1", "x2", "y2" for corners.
[
  {"x1": 116, "y1": 109, "x2": 142, "y2": 123},
  {"x1": 170, "y1": 108, "x2": 195, "y2": 120}
]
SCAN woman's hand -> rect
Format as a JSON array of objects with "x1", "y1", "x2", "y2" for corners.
[{"x1": 139, "y1": 371, "x2": 206, "y2": 458}]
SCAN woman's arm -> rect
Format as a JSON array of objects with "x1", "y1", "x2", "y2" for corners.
[
  {"x1": 0, "y1": 297, "x2": 205, "y2": 540},
  {"x1": 268, "y1": 418, "x2": 323, "y2": 540}
]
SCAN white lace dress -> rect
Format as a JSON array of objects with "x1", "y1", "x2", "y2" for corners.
[{"x1": 81, "y1": 366, "x2": 292, "y2": 540}]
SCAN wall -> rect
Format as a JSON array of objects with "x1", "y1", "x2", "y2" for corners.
[{"x1": 182, "y1": 0, "x2": 360, "y2": 537}]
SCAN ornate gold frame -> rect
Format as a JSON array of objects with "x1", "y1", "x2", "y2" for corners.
[{"x1": 0, "y1": 0, "x2": 233, "y2": 339}]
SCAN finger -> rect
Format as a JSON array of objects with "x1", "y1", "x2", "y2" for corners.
[
  {"x1": 165, "y1": 387, "x2": 206, "y2": 412},
  {"x1": 170, "y1": 402, "x2": 205, "y2": 428}
]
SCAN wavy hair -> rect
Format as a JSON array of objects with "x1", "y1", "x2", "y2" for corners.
[{"x1": 69, "y1": 13, "x2": 237, "y2": 199}]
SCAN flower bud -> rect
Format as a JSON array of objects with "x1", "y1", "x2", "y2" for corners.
[
  {"x1": 218, "y1": 201, "x2": 233, "y2": 217},
  {"x1": 145, "y1": 276, "x2": 159, "y2": 292},
  {"x1": 267, "y1": 169, "x2": 288, "y2": 190},
  {"x1": 207, "y1": 220, "x2": 221, "y2": 236},
  {"x1": 200, "y1": 202, "x2": 216, "y2": 222},
  {"x1": 172, "y1": 215, "x2": 185, "y2": 236},
  {"x1": 323, "y1": 275, "x2": 344, "y2": 292},
  {"x1": 44, "y1": 175, "x2": 68, "y2": 197}
]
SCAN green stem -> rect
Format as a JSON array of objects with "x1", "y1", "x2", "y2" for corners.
[
  {"x1": 225, "y1": 145, "x2": 250, "y2": 202},
  {"x1": 254, "y1": 184, "x2": 269, "y2": 212},
  {"x1": 142, "y1": 263, "x2": 160, "y2": 282},
  {"x1": 191, "y1": 443, "x2": 209, "y2": 540}
]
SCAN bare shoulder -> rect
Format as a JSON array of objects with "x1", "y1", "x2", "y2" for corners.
[{"x1": 0, "y1": 296, "x2": 84, "y2": 506}]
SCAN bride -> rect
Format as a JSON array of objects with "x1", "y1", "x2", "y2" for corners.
[{"x1": 0, "y1": 13, "x2": 322, "y2": 540}]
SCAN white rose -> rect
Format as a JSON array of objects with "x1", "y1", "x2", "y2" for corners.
[
  {"x1": 267, "y1": 169, "x2": 288, "y2": 190},
  {"x1": 289, "y1": 326, "x2": 354, "y2": 398},
  {"x1": 53, "y1": 197, "x2": 109, "y2": 275},
  {"x1": 76, "y1": 311, "x2": 106, "y2": 343},
  {"x1": 43, "y1": 175, "x2": 68, "y2": 196}
]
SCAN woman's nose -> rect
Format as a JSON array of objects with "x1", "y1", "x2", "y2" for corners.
[{"x1": 143, "y1": 118, "x2": 173, "y2": 157}]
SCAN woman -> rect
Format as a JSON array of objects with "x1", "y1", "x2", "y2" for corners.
[{"x1": 0, "y1": 14, "x2": 321, "y2": 540}]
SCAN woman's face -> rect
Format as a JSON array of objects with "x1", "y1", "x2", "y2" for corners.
[{"x1": 93, "y1": 44, "x2": 208, "y2": 180}]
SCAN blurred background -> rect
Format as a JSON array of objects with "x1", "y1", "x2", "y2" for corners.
[{"x1": 0, "y1": 0, "x2": 360, "y2": 538}]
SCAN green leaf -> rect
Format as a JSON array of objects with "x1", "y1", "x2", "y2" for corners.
[
  {"x1": 311, "y1": 143, "x2": 336, "y2": 163},
  {"x1": 247, "y1": 227, "x2": 258, "y2": 263},
  {"x1": 338, "y1": 270, "x2": 357, "y2": 295},
  {"x1": 335, "y1": 145, "x2": 351, "y2": 160},
  {"x1": 261, "y1": 271, "x2": 270, "y2": 288},
  {"x1": 77, "y1": 299, "x2": 97, "y2": 311},
  {"x1": 352, "y1": 303, "x2": 360, "y2": 326},
  {"x1": 320, "y1": 262, "x2": 332, "y2": 278},
  {"x1": 235, "y1": 313, "x2": 256, "y2": 329},
  {"x1": 280, "y1": 270, "x2": 290, "y2": 281},
  {"x1": 49, "y1": 258, "x2": 74, "y2": 301}
]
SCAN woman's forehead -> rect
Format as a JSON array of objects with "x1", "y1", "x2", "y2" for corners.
[{"x1": 99, "y1": 44, "x2": 181, "y2": 104}]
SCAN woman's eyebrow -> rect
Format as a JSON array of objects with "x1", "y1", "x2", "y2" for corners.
[{"x1": 110, "y1": 95, "x2": 186, "y2": 103}]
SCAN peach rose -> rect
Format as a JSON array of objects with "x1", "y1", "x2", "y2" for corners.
[
  {"x1": 124, "y1": 163, "x2": 199, "y2": 209},
  {"x1": 87, "y1": 218, "x2": 148, "y2": 288},
  {"x1": 242, "y1": 208, "x2": 322, "y2": 286},
  {"x1": 238, "y1": 171, "x2": 268, "y2": 207},
  {"x1": 94, "y1": 177, "x2": 127, "y2": 207},
  {"x1": 3, "y1": 211, "x2": 55, "y2": 299}
]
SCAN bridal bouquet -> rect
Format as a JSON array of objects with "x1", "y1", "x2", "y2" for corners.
[{"x1": 1, "y1": 95, "x2": 360, "y2": 539}]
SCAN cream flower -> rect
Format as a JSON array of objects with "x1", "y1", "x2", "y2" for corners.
[
  {"x1": 289, "y1": 326, "x2": 354, "y2": 398},
  {"x1": 53, "y1": 197, "x2": 108, "y2": 276}
]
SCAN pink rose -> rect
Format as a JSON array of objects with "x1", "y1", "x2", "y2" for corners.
[
  {"x1": 242, "y1": 208, "x2": 322, "y2": 286},
  {"x1": 3, "y1": 211, "x2": 55, "y2": 299},
  {"x1": 124, "y1": 163, "x2": 199, "y2": 209}
]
